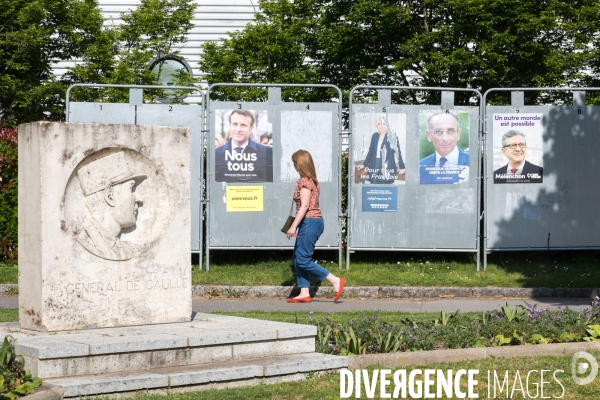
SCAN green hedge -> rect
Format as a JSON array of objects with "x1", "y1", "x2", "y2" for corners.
[{"x1": 0, "y1": 126, "x2": 17, "y2": 263}]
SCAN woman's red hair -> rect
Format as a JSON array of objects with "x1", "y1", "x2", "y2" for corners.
[{"x1": 292, "y1": 150, "x2": 318, "y2": 185}]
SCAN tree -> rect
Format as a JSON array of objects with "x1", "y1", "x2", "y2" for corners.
[
  {"x1": 0, "y1": 0, "x2": 198, "y2": 261},
  {"x1": 200, "y1": 0, "x2": 600, "y2": 105},
  {"x1": 65, "y1": 0, "x2": 198, "y2": 104},
  {"x1": 0, "y1": 125, "x2": 18, "y2": 263},
  {"x1": 0, "y1": 0, "x2": 198, "y2": 126},
  {"x1": 0, "y1": 0, "x2": 106, "y2": 126},
  {"x1": 402, "y1": 0, "x2": 600, "y2": 105},
  {"x1": 200, "y1": 0, "x2": 326, "y2": 102}
]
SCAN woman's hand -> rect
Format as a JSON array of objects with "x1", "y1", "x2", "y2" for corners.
[
  {"x1": 286, "y1": 226, "x2": 298, "y2": 239},
  {"x1": 356, "y1": 164, "x2": 365, "y2": 170}
]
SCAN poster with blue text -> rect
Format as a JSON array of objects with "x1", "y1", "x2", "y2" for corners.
[{"x1": 362, "y1": 187, "x2": 398, "y2": 212}]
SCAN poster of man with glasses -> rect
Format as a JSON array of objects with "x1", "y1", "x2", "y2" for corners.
[
  {"x1": 419, "y1": 111, "x2": 470, "y2": 184},
  {"x1": 492, "y1": 113, "x2": 543, "y2": 183}
]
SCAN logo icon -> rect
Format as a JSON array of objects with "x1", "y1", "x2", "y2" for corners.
[{"x1": 572, "y1": 351, "x2": 598, "y2": 385}]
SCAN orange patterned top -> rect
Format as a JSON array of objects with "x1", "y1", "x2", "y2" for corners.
[{"x1": 293, "y1": 177, "x2": 322, "y2": 218}]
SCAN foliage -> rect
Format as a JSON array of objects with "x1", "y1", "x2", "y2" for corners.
[
  {"x1": 0, "y1": 336, "x2": 42, "y2": 399},
  {"x1": 0, "y1": 0, "x2": 198, "y2": 126},
  {"x1": 311, "y1": 297, "x2": 600, "y2": 355},
  {"x1": 0, "y1": 0, "x2": 198, "y2": 255},
  {"x1": 0, "y1": 0, "x2": 107, "y2": 126},
  {"x1": 201, "y1": 0, "x2": 600, "y2": 106},
  {"x1": 500, "y1": 302, "x2": 525, "y2": 322},
  {"x1": 0, "y1": 126, "x2": 17, "y2": 264},
  {"x1": 65, "y1": 0, "x2": 198, "y2": 104},
  {"x1": 200, "y1": 0, "x2": 323, "y2": 102},
  {"x1": 402, "y1": 0, "x2": 600, "y2": 105},
  {"x1": 433, "y1": 310, "x2": 457, "y2": 327},
  {"x1": 341, "y1": 152, "x2": 348, "y2": 247},
  {"x1": 583, "y1": 324, "x2": 600, "y2": 341}
]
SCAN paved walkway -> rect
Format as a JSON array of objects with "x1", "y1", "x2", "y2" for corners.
[{"x1": 0, "y1": 296, "x2": 17, "y2": 308}]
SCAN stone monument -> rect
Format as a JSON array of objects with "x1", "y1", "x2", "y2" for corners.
[{"x1": 18, "y1": 122, "x2": 191, "y2": 331}]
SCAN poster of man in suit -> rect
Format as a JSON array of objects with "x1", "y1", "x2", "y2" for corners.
[
  {"x1": 492, "y1": 113, "x2": 543, "y2": 184},
  {"x1": 214, "y1": 109, "x2": 273, "y2": 183},
  {"x1": 419, "y1": 111, "x2": 470, "y2": 185}
]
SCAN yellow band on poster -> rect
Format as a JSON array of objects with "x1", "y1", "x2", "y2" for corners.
[{"x1": 226, "y1": 186, "x2": 264, "y2": 212}]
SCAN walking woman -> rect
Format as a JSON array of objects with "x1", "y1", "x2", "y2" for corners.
[{"x1": 286, "y1": 150, "x2": 345, "y2": 303}]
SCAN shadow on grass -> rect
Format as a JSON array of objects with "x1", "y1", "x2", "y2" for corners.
[
  {"x1": 192, "y1": 248, "x2": 600, "y2": 288},
  {"x1": 486, "y1": 249, "x2": 600, "y2": 288},
  {"x1": 347, "y1": 250, "x2": 477, "y2": 265}
]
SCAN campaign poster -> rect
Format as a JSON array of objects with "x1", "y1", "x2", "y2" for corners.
[
  {"x1": 280, "y1": 110, "x2": 333, "y2": 183},
  {"x1": 361, "y1": 187, "x2": 398, "y2": 212},
  {"x1": 214, "y1": 109, "x2": 273, "y2": 183},
  {"x1": 419, "y1": 111, "x2": 470, "y2": 185},
  {"x1": 352, "y1": 112, "x2": 407, "y2": 185},
  {"x1": 492, "y1": 113, "x2": 544, "y2": 184},
  {"x1": 226, "y1": 186, "x2": 264, "y2": 212}
]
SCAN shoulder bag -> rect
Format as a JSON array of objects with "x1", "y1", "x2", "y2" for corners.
[{"x1": 281, "y1": 200, "x2": 296, "y2": 233}]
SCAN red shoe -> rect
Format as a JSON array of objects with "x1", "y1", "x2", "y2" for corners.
[
  {"x1": 287, "y1": 296, "x2": 311, "y2": 303},
  {"x1": 334, "y1": 277, "x2": 346, "y2": 302}
]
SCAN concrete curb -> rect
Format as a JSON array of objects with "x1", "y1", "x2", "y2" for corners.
[
  {"x1": 348, "y1": 341, "x2": 600, "y2": 370},
  {"x1": 0, "y1": 284, "x2": 18, "y2": 295},
  {"x1": 193, "y1": 285, "x2": 600, "y2": 300}
]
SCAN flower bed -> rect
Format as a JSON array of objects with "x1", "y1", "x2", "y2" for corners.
[{"x1": 311, "y1": 298, "x2": 600, "y2": 355}]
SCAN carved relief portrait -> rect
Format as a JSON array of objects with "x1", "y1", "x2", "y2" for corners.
[{"x1": 63, "y1": 148, "x2": 172, "y2": 261}]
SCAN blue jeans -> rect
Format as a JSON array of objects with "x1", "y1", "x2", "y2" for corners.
[{"x1": 293, "y1": 218, "x2": 330, "y2": 288}]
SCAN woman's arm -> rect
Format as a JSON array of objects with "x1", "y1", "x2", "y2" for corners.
[{"x1": 286, "y1": 187, "x2": 311, "y2": 239}]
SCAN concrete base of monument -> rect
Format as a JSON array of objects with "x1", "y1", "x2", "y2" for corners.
[{"x1": 5, "y1": 313, "x2": 346, "y2": 398}]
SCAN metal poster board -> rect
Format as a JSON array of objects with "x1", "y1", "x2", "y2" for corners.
[
  {"x1": 483, "y1": 88, "x2": 600, "y2": 268},
  {"x1": 65, "y1": 84, "x2": 205, "y2": 260},
  {"x1": 205, "y1": 84, "x2": 343, "y2": 270},
  {"x1": 347, "y1": 87, "x2": 482, "y2": 269}
]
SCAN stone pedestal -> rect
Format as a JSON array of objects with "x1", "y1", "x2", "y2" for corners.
[
  {"x1": 18, "y1": 122, "x2": 191, "y2": 331},
  {"x1": 1, "y1": 314, "x2": 347, "y2": 398}
]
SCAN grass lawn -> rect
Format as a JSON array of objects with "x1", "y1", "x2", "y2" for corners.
[
  {"x1": 0, "y1": 308, "x2": 18, "y2": 322},
  {"x1": 91, "y1": 351, "x2": 600, "y2": 399},
  {"x1": 191, "y1": 249, "x2": 600, "y2": 288},
  {"x1": 0, "y1": 263, "x2": 18, "y2": 284},
  {"x1": 0, "y1": 309, "x2": 453, "y2": 326},
  {"x1": 4, "y1": 249, "x2": 600, "y2": 288}
]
